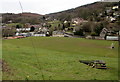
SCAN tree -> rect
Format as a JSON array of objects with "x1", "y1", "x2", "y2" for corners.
[
  {"x1": 94, "y1": 23, "x2": 104, "y2": 36},
  {"x1": 49, "y1": 27, "x2": 54, "y2": 36},
  {"x1": 16, "y1": 24, "x2": 22, "y2": 29},
  {"x1": 30, "y1": 26, "x2": 35, "y2": 32},
  {"x1": 2, "y1": 28, "x2": 16, "y2": 37},
  {"x1": 58, "y1": 24, "x2": 61, "y2": 28},
  {"x1": 43, "y1": 16, "x2": 46, "y2": 20},
  {"x1": 82, "y1": 22, "x2": 92, "y2": 32},
  {"x1": 64, "y1": 22, "x2": 70, "y2": 28},
  {"x1": 74, "y1": 27, "x2": 84, "y2": 36},
  {"x1": 62, "y1": 23, "x2": 66, "y2": 30}
]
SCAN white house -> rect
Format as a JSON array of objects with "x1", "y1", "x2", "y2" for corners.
[
  {"x1": 16, "y1": 28, "x2": 31, "y2": 32},
  {"x1": 15, "y1": 32, "x2": 31, "y2": 37},
  {"x1": 72, "y1": 18, "x2": 88, "y2": 25},
  {"x1": 100, "y1": 28, "x2": 108, "y2": 38},
  {"x1": 52, "y1": 31, "x2": 64, "y2": 37},
  {"x1": 112, "y1": 6, "x2": 119, "y2": 10},
  {"x1": 64, "y1": 20, "x2": 68, "y2": 23},
  {"x1": 110, "y1": 17, "x2": 116, "y2": 22},
  {"x1": 106, "y1": 36, "x2": 118, "y2": 41},
  {"x1": 34, "y1": 34, "x2": 46, "y2": 37}
]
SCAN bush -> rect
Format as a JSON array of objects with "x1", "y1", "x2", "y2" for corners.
[
  {"x1": 74, "y1": 28, "x2": 84, "y2": 36},
  {"x1": 30, "y1": 26, "x2": 35, "y2": 32},
  {"x1": 82, "y1": 22, "x2": 92, "y2": 32},
  {"x1": 91, "y1": 32, "x2": 97, "y2": 36},
  {"x1": 16, "y1": 24, "x2": 23, "y2": 29}
]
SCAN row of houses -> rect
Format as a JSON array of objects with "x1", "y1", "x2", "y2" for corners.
[
  {"x1": 15, "y1": 23, "x2": 49, "y2": 37},
  {"x1": 4, "y1": 25, "x2": 119, "y2": 41},
  {"x1": 52, "y1": 30, "x2": 119, "y2": 41}
]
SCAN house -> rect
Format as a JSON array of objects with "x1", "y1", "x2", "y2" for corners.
[
  {"x1": 106, "y1": 36, "x2": 118, "y2": 41},
  {"x1": 16, "y1": 24, "x2": 41, "y2": 32},
  {"x1": 100, "y1": 28, "x2": 108, "y2": 38},
  {"x1": 64, "y1": 20, "x2": 68, "y2": 23},
  {"x1": 72, "y1": 18, "x2": 88, "y2": 25},
  {"x1": 54, "y1": 19, "x2": 57, "y2": 21},
  {"x1": 52, "y1": 31, "x2": 64, "y2": 37},
  {"x1": 32, "y1": 27, "x2": 49, "y2": 37},
  {"x1": 112, "y1": 6, "x2": 119, "y2": 10},
  {"x1": 8, "y1": 20, "x2": 12, "y2": 23},
  {"x1": 38, "y1": 27, "x2": 49, "y2": 34},
  {"x1": 113, "y1": 12, "x2": 119, "y2": 17},
  {"x1": 31, "y1": 25, "x2": 41, "y2": 28},
  {"x1": 41, "y1": 27, "x2": 48, "y2": 33},
  {"x1": 24, "y1": 23, "x2": 31, "y2": 28},
  {"x1": 15, "y1": 32, "x2": 31, "y2": 37},
  {"x1": 105, "y1": 7, "x2": 111, "y2": 14},
  {"x1": 64, "y1": 32, "x2": 74, "y2": 37},
  {"x1": 33, "y1": 34, "x2": 46, "y2": 37},
  {"x1": 71, "y1": 24, "x2": 76, "y2": 26},
  {"x1": 29, "y1": 32, "x2": 35, "y2": 36},
  {"x1": 99, "y1": 13, "x2": 103, "y2": 16},
  {"x1": 16, "y1": 28, "x2": 31, "y2": 32},
  {"x1": 109, "y1": 16, "x2": 116, "y2": 22},
  {"x1": 106, "y1": 10, "x2": 111, "y2": 14},
  {"x1": 33, "y1": 31, "x2": 47, "y2": 37}
]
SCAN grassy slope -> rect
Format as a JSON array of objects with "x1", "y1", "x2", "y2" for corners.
[
  {"x1": 2, "y1": 37, "x2": 118, "y2": 80},
  {"x1": 0, "y1": 39, "x2": 2, "y2": 80}
]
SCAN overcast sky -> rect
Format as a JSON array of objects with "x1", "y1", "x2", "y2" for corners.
[{"x1": 1, "y1": 0, "x2": 100, "y2": 15}]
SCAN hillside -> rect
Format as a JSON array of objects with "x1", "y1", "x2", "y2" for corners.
[
  {"x1": 2, "y1": 12, "x2": 43, "y2": 24},
  {"x1": 45, "y1": 1, "x2": 120, "y2": 36},
  {"x1": 2, "y1": 2, "x2": 120, "y2": 23},
  {"x1": 46, "y1": 2, "x2": 119, "y2": 21}
]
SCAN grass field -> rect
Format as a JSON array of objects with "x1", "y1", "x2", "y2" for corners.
[{"x1": 2, "y1": 37, "x2": 118, "y2": 80}]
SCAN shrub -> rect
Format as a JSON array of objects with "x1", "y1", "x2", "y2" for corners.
[
  {"x1": 74, "y1": 28, "x2": 84, "y2": 36},
  {"x1": 91, "y1": 32, "x2": 97, "y2": 36}
]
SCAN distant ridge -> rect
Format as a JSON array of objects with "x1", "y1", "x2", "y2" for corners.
[
  {"x1": 2, "y1": 12, "x2": 43, "y2": 24},
  {"x1": 19, "y1": 12, "x2": 43, "y2": 17}
]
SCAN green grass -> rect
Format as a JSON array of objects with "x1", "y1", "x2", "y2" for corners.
[
  {"x1": 2, "y1": 37, "x2": 118, "y2": 80},
  {"x1": 0, "y1": 39, "x2": 2, "y2": 80},
  {"x1": 6, "y1": 23, "x2": 23, "y2": 28}
]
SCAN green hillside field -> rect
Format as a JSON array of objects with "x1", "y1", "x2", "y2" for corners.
[{"x1": 2, "y1": 37, "x2": 118, "y2": 80}]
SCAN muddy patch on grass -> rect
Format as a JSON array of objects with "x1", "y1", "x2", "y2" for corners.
[{"x1": 0, "y1": 59, "x2": 14, "y2": 75}]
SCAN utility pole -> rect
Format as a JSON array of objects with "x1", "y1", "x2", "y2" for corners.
[{"x1": 19, "y1": 1, "x2": 23, "y2": 13}]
